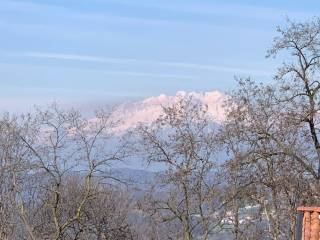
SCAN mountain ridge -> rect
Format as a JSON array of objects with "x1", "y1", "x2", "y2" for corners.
[{"x1": 110, "y1": 90, "x2": 227, "y2": 133}]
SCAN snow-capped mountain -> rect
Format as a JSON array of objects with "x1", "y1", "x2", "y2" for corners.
[{"x1": 111, "y1": 90, "x2": 227, "y2": 133}]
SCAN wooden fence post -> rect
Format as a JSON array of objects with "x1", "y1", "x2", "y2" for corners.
[{"x1": 297, "y1": 207, "x2": 320, "y2": 240}]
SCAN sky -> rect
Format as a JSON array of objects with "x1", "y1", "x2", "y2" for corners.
[{"x1": 0, "y1": 0, "x2": 319, "y2": 113}]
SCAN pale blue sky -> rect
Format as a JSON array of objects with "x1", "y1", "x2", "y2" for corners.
[{"x1": 0, "y1": 0, "x2": 319, "y2": 112}]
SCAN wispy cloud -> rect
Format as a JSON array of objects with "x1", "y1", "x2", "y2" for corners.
[
  {"x1": 0, "y1": 61, "x2": 195, "y2": 80},
  {"x1": 1, "y1": 0, "x2": 314, "y2": 32},
  {"x1": 21, "y1": 52, "x2": 272, "y2": 76},
  {"x1": 81, "y1": 0, "x2": 315, "y2": 22},
  {"x1": 0, "y1": 0, "x2": 214, "y2": 29},
  {"x1": 5, "y1": 0, "x2": 314, "y2": 22}
]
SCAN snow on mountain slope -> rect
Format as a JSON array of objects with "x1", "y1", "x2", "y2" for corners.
[{"x1": 110, "y1": 90, "x2": 227, "y2": 133}]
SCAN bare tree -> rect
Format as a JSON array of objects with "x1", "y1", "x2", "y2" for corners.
[
  {"x1": 0, "y1": 113, "x2": 34, "y2": 239},
  {"x1": 218, "y1": 17, "x2": 320, "y2": 240},
  {"x1": 132, "y1": 97, "x2": 224, "y2": 240},
  {"x1": 221, "y1": 78, "x2": 314, "y2": 239},
  {"x1": 0, "y1": 104, "x2": 129, "y2": 240},
  {"x1": 267, "y1": 17, "x2": 320, "y2": 185},
  {"x1": 58, "y1": 179, "x2": 137, "y2": 240}
]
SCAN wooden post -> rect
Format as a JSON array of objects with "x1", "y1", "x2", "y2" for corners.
[
  {"x1": 310, "y1": 211, "x2": 319, "y2": 240},
  {"x1": 304, "y1": 211, "x2": 311, "y2": 240},
  {"x1": 297, "y1": 207, "x2": 320, "y2": 240}
]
